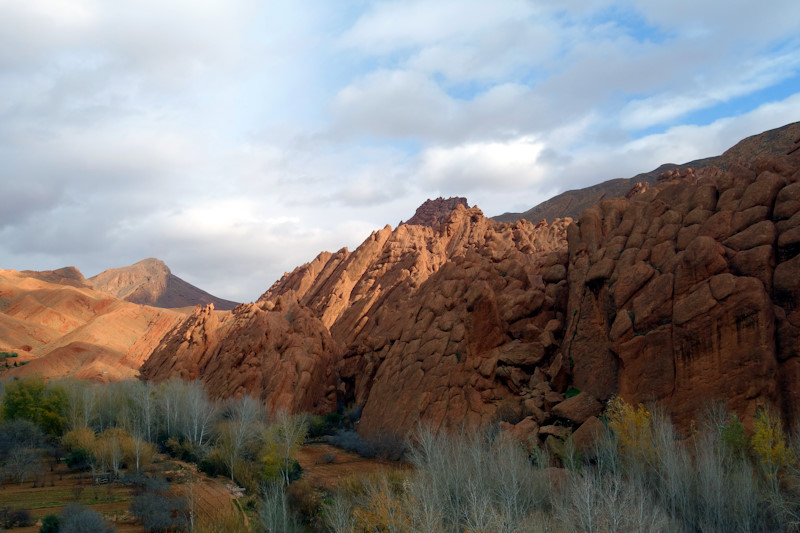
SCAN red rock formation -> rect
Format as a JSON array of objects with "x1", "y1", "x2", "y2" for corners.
[
  {"x1": 141, "y1": 122, "x2": 800, "y2": 442},
  {"x1": 140, "y1": 297, "x2": 341, "y2": 415},
  {"x1": 563, "y1": 149, "x2": 800, "y2": 429},
  {"x1": 259, "y1": 205, "x2": 572, "y2": 436},
  {"x1": 402, "y1": 196, "x2": 469, "y2": 227}
]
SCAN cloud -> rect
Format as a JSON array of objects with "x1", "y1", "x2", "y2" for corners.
[
  {"x1": 418, "y1": 137, "x2": 545, "y2": 194},
  {"x1": 1, "y1": 0, "x2": 800, "y2": 303}
]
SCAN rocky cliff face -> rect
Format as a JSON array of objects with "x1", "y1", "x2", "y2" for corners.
[
  {"x1": 140, "y1": 297, "x2": 341, "y2": 414},
  {"x1": 563, "y1": 149, "x2": 800, "y2": 429},
  {"x1": 89, "y1": 258, "x2": 239, "y2": 310},
  {"x1": 141, "y1": 124, "x2": 800, "y2": 442}
]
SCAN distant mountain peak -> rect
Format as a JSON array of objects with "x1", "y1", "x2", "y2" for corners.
[{"x1": 88, "y1": 259, "x2": 238, "y2": 310}]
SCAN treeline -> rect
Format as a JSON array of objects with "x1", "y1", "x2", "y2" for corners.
[
  {"x1": 4, "y1": 375, "x2": 800, "y2": 532},
  {"x1": 0, "y1": 376, "x2": 315, "y2": 532}
]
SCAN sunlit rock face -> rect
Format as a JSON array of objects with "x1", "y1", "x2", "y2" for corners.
[{"x1": 142, "y1": 123, "x2": 800, "y2": 440}]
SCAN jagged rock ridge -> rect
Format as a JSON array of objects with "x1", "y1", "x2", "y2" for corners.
[
  {"x1": 142, "y1": 122, "x2": 800, "y2": 445},
  {"x1": 89, "y1": 258, "x2": 239, "y2": 310}
]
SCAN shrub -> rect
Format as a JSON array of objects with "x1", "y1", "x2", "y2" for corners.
[
  {"x1": 198, "y1": 448, "x2": 228, "y2": 478},
  {"x1": 59, "y1": 503, "x2": 115, "y2": 533},
  {"x1": 130, "y1": 492, "x2": 188, "y2": 532},
  {"x1": 65, "y1": 448, "x2": 92, "y2": 471},
  {"x1": 0, "y1": 507, "x2": 33, "y2": 528},
  {"x1": 39, "y1": 513, "x2": 59, "y2": 533},
  {"x1": 287, "y1": 479, "x2": 321, "y2": 525}
]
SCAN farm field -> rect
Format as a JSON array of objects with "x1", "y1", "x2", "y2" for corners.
[{"x1": 0, "y1": 455, "x2": 243, "y2": 532}]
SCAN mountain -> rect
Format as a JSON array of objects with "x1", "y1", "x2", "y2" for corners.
[
  {"x1": 0, "y1": 269, "x2": 187, "y2": 381},
  {"x1": 494, "y1": 121, "x2": 800, "y2": 224},
  {"x1": 143, "y1": 122, "x2": 800, "y2": 446},
  {"x1": 88, "y1": 258, "x2": 239, "y2": 310}
]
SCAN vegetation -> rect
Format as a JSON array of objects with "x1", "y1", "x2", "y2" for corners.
[{"x1": 5, "y1": 374, "x2": 800, "y2": 532}]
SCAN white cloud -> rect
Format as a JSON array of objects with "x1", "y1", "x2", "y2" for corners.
[
  {"x1": 418, "y1": 137, "x2": 545, "y2": 194},
  {"x1": 1, "y1": 0, "x2": 800, "y2": 303}
]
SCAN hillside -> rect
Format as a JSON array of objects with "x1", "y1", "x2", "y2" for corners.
[
  {"x1": 142, "y1": 123, "x2": 800, "y2": 445},
  {"x1": 88, "y1": 258, "x2": 239, "y2": 310},
  {"x1": 494, "y1": 121, "x2": 800, "y2": 223},
  {"x1": 0, "y1": 269, "x2": 187, "y2": 381}
]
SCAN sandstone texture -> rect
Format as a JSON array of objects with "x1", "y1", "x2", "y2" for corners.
[
  {"x1": 140, "y1": 297, "x2": 340, "y2": 415},
  {"x1": 563, "y1": 142, "x2": 800, "y2": 429},
  {"x1": 402, "y1": 196, "x2": 469, "y2": 227},
  {"x1": 89, "y1": 258, "x2": 239, "y2": 310}
]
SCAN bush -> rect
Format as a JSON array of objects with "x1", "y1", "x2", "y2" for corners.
[
  {"x1": 287, "y1": 479, "x2": 321, "y2": 526},
  {"x1": 39, "y1": 513, "x2": 59, "y2": 533},
  {"x1": 59, "y1": 503, "x2": 115, "y2": 533},
  {"x1": 324, "y1": 430, "x2": 375, "y2": 457},
  {"x1": 164, "y1": 437, "x2": 204, "y2": 463},
  {"x1": 130, "y1": 492, "x2": 188, "y2": 532},
  {"x1": 0, "y1": 507, "x2": 32, "y2": 528},
  {"x1": 65, "y1": 448, "x2": 92, "y2": 471},
  {"x1": 308, "y1": 412, "x2": 351, "y2": 439},
  {"x1": 198, "y1": 449, "x2": 228, "y2": 478}
]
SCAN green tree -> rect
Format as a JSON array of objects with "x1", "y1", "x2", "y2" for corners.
[{"x1": 1, "y1": 377, "x2": 67, "y2": 436}]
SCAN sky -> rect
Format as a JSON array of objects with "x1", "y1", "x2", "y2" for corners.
[{"x1": 1, "y1": 0, "x2": 799, "y2": 302}]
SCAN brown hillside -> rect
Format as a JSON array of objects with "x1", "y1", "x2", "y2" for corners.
[
  {"x1": 0, "y1": 269, "x2": 186, "y2": 382},
  {"x1": 89, "y1": 258, "x2": 239, "y2": 310},
  {"x1": 495, "y1": 121, "x2": 800, "y2": 224}
]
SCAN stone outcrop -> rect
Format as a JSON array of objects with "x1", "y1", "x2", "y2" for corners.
[
  {"x1": 402, "y1": 196, "x2": 469, "y2": 227},
  {"x1": 258, "y1": 205, "x2": 572, "y2": 437},
  {"x1": 563, "y1": 148, "x2": 800, "y2": 429},
  {"x1": 89, "y1": 258, "x2": 239, "y2": 310},
  {"x1": 140, "y1": 297, "x2": 341, "y2": 414}
]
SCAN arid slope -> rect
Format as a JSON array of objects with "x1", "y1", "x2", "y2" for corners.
[
  {"x1": 0, "y1": 269, "x2": 186, "y2": 381},
  {"x1": 89, "y1": 258, "x2": 239, "y2": 310}
]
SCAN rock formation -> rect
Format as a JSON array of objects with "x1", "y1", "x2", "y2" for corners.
[
  {"x1": 402, "y1": 196, "x2": 469, "y2": 227},
  {"x1": 89, "y1": 258, "x2": 239, "y2": 310},
  {"x1": 141, "y1": 122, "x2": 800, "y2": 444},
  {"x1": 562, "y1": 149, "x2": 800, "y2": 430},
  {"x1": 140, "y1": 297, "x2": 340, "y2": 414}
]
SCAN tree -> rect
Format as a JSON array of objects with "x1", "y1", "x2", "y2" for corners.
[
  {"x1": 62, "y1": 379, "x2": 97, "y2": 431},
  {"x1": 267, "y1": 410, "x2": 308, "y2": 486},
  {"x1": 179, "y1": 381, "x2": 216, "y2": 448},
  {"x1": 217, "y1": 394, "x2": 265, "y2": 483},
  {"x1": 1, "y1": 377, "x2": 66, "y2": 436},
  {"x1": 752, "y1": 408, "x2": 794, "y2": 492},
  {"x1": 59, "y1": 503, "x2": 116, "y2": 533}
]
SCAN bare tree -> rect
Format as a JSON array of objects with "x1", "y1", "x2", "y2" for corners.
[
  {"x1": 217, "y1": 394, "x2": 265, "y2": 482},
  {"x1": 268, "y1": 410, "x2": 308, "y2": 486},
  {"x1": 179, "y1": 380, "x2": 216, "y2": 448}
]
